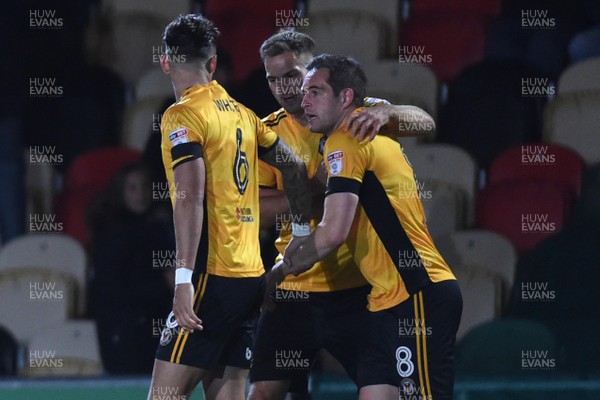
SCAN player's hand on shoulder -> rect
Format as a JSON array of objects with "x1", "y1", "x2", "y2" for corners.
[
  {"x1": 173, "y1": 283, "x2": 203, "y2": 332},
  {"x1": 343, "y1": 105, "x2": 392, "y2": 142}
]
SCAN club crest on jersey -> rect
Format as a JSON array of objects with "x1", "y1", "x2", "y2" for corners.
[
  {"x1": 169, "y1": 127, "x2": 189, "y2": 146},
  {"x1": 327, "y1": 150, "x2": 344, "y2": 176},
  {"x1": 318, "y1": 136, "x2": 327, "y2": 155},
  {"x1": 159, "y1": 327, "x2": 173, "y2": 346},
  {"x1": 400, "y1": 378, "x2": 417, "y2": 395}
]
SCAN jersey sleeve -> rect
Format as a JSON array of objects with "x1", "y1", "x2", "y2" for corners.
[
  {"x1": 258, "y1": 159, "x2": 281, "y2": 189},
  {"x1": 255, "y1": 117, "x2": 280, "y2": 156},
  {"x1": 161, "y1": 105, "x2": 206, "y2": 169},
  {"x1": 324, "y1": 131, "x2": 370, "y2": 196}
]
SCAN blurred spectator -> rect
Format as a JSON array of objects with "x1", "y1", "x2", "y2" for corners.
[
  {"x1": 0, "y1": 325, "x2": 18, "y2": 376},
  {"x1": 87, "y1": 162, "x2": 175, "y2": 374},
  {"x1": 0, "y1": 118, "x2": 26, "y2": 245},
  {"x1": 213, "y1": 47, "x2": 235, "y2": 92},
  {"x1": 1, "y1": 2, "x2": 28, "y2": 244},
  {"x1": 142, "y1": 97, "x2": 175, "y2": 192},
  {"x1": 508, "y1": 164, "x2": 600, "y2": 376}
]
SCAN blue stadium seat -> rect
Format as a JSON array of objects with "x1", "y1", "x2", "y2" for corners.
[{"x1": 568, "y1": 25, "x2": 600, "y2": 64}]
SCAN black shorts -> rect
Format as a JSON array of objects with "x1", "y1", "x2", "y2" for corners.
[
  {"x1": 249, "y1": 285, "x2": 371, "y2": 394},
  {"x1": 155, "y1": 273, "x2": 263, "y2": 370},
  {"x1": 358, "y1": 280, "x2": 462, "y2": 400}
]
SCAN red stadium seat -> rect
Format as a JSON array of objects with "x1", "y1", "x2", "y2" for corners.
[
  {"x1": 54, "y1": 147, "x2": 141, "y2": 245},
  {"x1": 401, "y1": 11, "x2": 487, "y2": 82},
  {"x1": 410, "y1": 0, "x2": 501, "y2": 19},
  {"x1": 475, "y1": 180, "x2": 573, "y2": 254},
  {"x1": 488, "y1": 144, "x2": 585, "y2": 199},
  {"x1": 203, "y1": 0, "x2": 295, "y2": 83}
]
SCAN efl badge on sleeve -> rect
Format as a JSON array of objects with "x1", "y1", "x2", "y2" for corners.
[
  {"x1": 327, "y1": 150, "x2": 344, "y2": 176},
  {"x1": 168, "y1": 127, "x2": 189, "y2": 146}
]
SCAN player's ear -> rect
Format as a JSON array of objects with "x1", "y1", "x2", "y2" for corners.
[
  {"x1": 159, "y1": 54, "x2": 170, "y2": 74},
  {"x1": 207, "y1": 54, "x2": 217, "y2": 75},
  {"x1": 340, "y1": 88, "x2": 354, "y2": 107}
]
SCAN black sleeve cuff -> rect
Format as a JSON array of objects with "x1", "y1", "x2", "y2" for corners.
[
  {"x1": 172, "y1": 142, "x2": 203, "y2": 169},
  {"x1": 258, "y1": 137, "x2": 280, "y2": 158},
  {"x1": 326, "y1": 177, "x2": 361, "y2": 196}
]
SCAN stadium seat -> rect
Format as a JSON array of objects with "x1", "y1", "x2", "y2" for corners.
[
  {"x1": 568, "y1": 25, "x2": 600, "y2": 64},
  {"x1": 436, "y1": 229, "x2": 517, "y2": 306},
  {"x1": 366, "y1": 60, "x2": 439, "y2": 121},
  {"x1": 121, "y1": 96, "x2": 170, "y2": 152},
  {"x1": 475, "y1": 180, "x2": 573, "y2": 254},
  {"x1": 398, "y1": 137, "x2": 419, "y2": 154},
  {"x1": 20, "y1": 320, "x2": 103, "y2": 377},
  {"x1": 307, "y1": 0, "x2": 400, "y2": 57},
  {"x1": 101, "y1": 0, "x2": 190, "y2": 22},
  {"x1": 437, "y1": 60, "x2": 545, "y2": 169},
  {"x1": 401, "y1": 11, "x2": 487, "y2": 82},
  {"x1": 203, "y1": 0, "x2": 295, "y2": 83},
  {"x1": 54, "y1": 147, "x2": 141, "y2": 245},
  {"x1": 419, "y1": 180, "x2": 465, "y2": 239},
  {"x1": 0, "y1": 269, "x2": 76, "y2": 344},
  {"x1": 405, "y1": 144, "x2": 477, "y2": 226},
  {"x1": 543, "y1": 91, "x2": 600, "y2": 165},
  {"x1": 308, "y1": 10, "x2": 385, "y2": 69},
  {"x1": 134, "y1": 68, "x2": 174, "y2": 101},
  {"x1": 0, "y1": 234, "x2": 87, "y2": 316},
  {"x1": 557, "y1": 57, "x2": 600, "y2": 94},
  {"x1": 409, "y1": 0, "x2": 501, "y2": 20},
  {"x1": 453, "y1": 263, "x2": 503, "y2": 341},
  {"x1": 455, "y1": 319, "x2": 558, "y2": 379},
  {"x1": 488, "y1": 143, "x2": 585, "y2": 199},
  {"x1": 105, "y1": 11, "x2": 168, "y2": 87}
]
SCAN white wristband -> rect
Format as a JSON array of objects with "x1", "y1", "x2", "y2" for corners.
[
  {"x1": 291, "y1": 222, "x2": 311, "y2": 237},
  {"x1": 175, "y1": 268, "x2": 193, "y2": 285}
]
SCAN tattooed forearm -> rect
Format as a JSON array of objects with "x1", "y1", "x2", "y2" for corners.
[
  {"x1": 260, "y1": 139, "x2": 311, "y2": 224},
  {"x1": 394, "y1": 105, "x2": 436, "y2": 136}
]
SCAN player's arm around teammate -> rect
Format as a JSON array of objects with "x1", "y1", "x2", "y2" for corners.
[
  {"x1": 345, "y1": 103, "x2": 435, "y2": 142},
  {"x1": 278, "y1": 54, "x2": 461, "y2": 400}
]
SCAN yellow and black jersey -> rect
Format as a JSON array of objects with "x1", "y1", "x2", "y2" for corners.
[
  {"x1": 161, "y1": 80, "x2": 279, "y2": 278},
  {"x1": 259, "y1": 108, "x2": 367, "y2": 292},
  {"x1": 323, "y1": 108, "x2": 456, "y2": 311}
]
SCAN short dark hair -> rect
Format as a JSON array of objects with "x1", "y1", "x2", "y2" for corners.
[
  {"x1": 163, "y1": 14, "x2": 220, "y2": 65},
  {"x1": 259, "y1": 28, "x2": 315, "y2": 61},
  {"x1": 306, "y1": 54, "x2": 367, "y2": 107}
]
